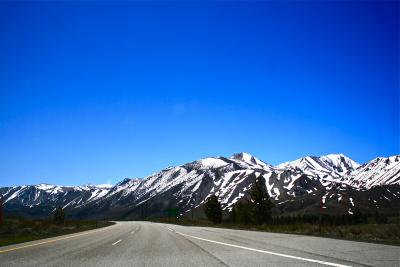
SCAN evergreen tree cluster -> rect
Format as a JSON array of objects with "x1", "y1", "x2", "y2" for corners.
[
  {"x1": 204, "y1": 175, "x2": 274, "y2": 225},
  {"x1": 203, "y1": 176, "x2": 393, "y2": 226},
  {"x1": 374, "y1": 211, "x2": 388, "y2": 224},
  {"x1": 229, "y1": 175, "x2": 274, "y2": 225},
  {"x1": 53, "y1": 206, "x2": 65, "y2": 225},
  {"x1": 204, "y1": 195, "x2": 222, "y2": 224},
  {"x1": 249, "y1": 175, "x2": 274, "y2": 225},
  {"x1": 270, "y1": 210, "x2": 391, "y2": 226}
]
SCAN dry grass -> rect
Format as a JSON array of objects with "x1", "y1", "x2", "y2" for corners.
[{"x1": 0, "y1": 218, "x2": 114, "y2": 247}]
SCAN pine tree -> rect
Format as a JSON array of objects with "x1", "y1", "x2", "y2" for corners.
[
  {"x1": 235, "y1": 201, "x2": 251, "y2": 224},
  {"x1": 229, "y1": 207, "x2": 237, "y2": 223},
  {"x1": 204, "y1": 195, "x2": 222, "y2": 224},
  {"x1": 53, "y1": 206, "x2": 65, "y2": 225},
  {"x1": 249, "y1": 175, "x2": 274, "y2": 225},
  {"x1": 375, "y1": 211, "x2": 388, "y2": 224},
  {"x1": 353, "y1": 209, "x2": 364, "y2": 224}
]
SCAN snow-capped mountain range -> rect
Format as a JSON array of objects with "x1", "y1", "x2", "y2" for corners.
[{"x1": 1, "y1": 153, "x2": 399, "y2": 219}]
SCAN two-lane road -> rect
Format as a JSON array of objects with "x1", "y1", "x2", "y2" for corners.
[{"x1": 0, "y1": 221, "x2": 398, "y2": 267}]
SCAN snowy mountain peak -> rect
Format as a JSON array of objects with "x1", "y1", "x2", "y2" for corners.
[
  {"x1": 231, "y1": 152, "x2": 269, "y2": 168},
  {"x1": 321, "y1": 154, "x2": 360, "y2": 169},
  {"x1": 368, "y1": 155, "x2": 400, "y2": 166},
  {"x1": 36, "y1": 183, "x2": 56, "y2": 191},
  {"x1": 231, "y1": 152, "x2": 254, "y2": 162},
  {"x1": 116, "y1": 178, "x2": 132, "y2": 186},
  {"x1": 276, "y1": 154, "x2": 360, "y2": 178},
  {"x1": 345, "y1": 155, "x2": 400, "y2": 188}
]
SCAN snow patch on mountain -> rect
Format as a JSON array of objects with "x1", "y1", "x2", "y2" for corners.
[
  {"x1": 198, "y1": 158, "x2": 229, "y2": 169},
  {"x1": 1, "y1": 152, "x2": 399, "y2": 219}
]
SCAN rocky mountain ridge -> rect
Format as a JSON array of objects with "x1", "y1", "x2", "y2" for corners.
[{"x1": 1, "y1": 153, "x2": 399, "y2": 219}]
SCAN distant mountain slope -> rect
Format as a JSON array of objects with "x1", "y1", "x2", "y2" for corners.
[
  {"x1": 276, "y1": 154, "x2": 360, "y2": 178},
  {"x1": 0, "y1": 183, "x2": 111, "y2": 217},
  {"x1": 1, "y1": 153, "x2": 399, "y2": 219},
  {"x1": 344, "y1": 156, "x2": 400, "y2": 188}
]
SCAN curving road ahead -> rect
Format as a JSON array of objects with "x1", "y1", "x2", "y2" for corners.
[{"x1": 0, "y1": 221, "x2": 398, "y2": 267}]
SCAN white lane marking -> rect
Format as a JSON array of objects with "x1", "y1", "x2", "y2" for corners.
[
  {"x1": 131, "y1": 226, "x2": 140, "y2": 235},
  {"x1": 0, "y1": 224, "x2": 117, "y2": 254},
  {"x1": 112, "y1": 239, "x2": 122, "y2": 246},
  {"x1": 167, "y1": 227, "x2": 174, "y2": 232},
  {"x1": 175, "y1": 232, "x2": 351, "y2": 267}
]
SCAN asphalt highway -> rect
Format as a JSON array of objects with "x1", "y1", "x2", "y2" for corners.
[{"x1": 0, "y1": 221, "x2": 398, "y2": 267}]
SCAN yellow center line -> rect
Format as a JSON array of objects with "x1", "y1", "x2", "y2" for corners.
[{"x1": 0, "y1": 224, "x2": 117, "y2": 254}]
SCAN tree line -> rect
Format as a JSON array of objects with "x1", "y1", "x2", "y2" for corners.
[
  {"x1": 270, "y1": 211, "x2": 390, "y2": 225},
  {"x1": 204, "y1": 176, "x2": 393, "y2": 225},
  {"x1": 204, "y1": 175, "x2": 274, "y2": 225}
]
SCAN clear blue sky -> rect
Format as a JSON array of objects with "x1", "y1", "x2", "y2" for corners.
[{"x1": 0, "y1": 1, "x2": 398, "y2": 186}]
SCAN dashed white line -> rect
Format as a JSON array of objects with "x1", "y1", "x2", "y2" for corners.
[
  {"x1": 131, "y1": 227, "x2": 140, "y2": 235},
  {"x1": 167, "y1": 227, "x2": 174, "y2": 232},
  {"x1": 112, "y1": 239, "x2": 122, "y2": 246},
  {"x1": 175, "y1": 231, "x2": 351, "y2": 267}
]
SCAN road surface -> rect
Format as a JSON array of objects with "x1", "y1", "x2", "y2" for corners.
[{"x1": 0, "y1": 221, "x2": 398, "y2": 267}]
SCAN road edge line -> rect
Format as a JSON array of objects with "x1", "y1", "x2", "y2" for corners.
[{"x1": 175, "y1": 231, "x2": 351, "y2": 267}]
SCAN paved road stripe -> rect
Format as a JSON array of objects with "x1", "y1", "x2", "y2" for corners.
[
  {"x1": 112, "y1": 239, "x2": 122, "y2": 246},
  {"x1": 0, "y1": 225, "x2": 115, "y2": 254},
  {"x1": 175, "y1": 231, "x2": 351, "y2": 267},
  {"x1": 131, "y1": 226, "x2": 140, "y2": 235}
]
